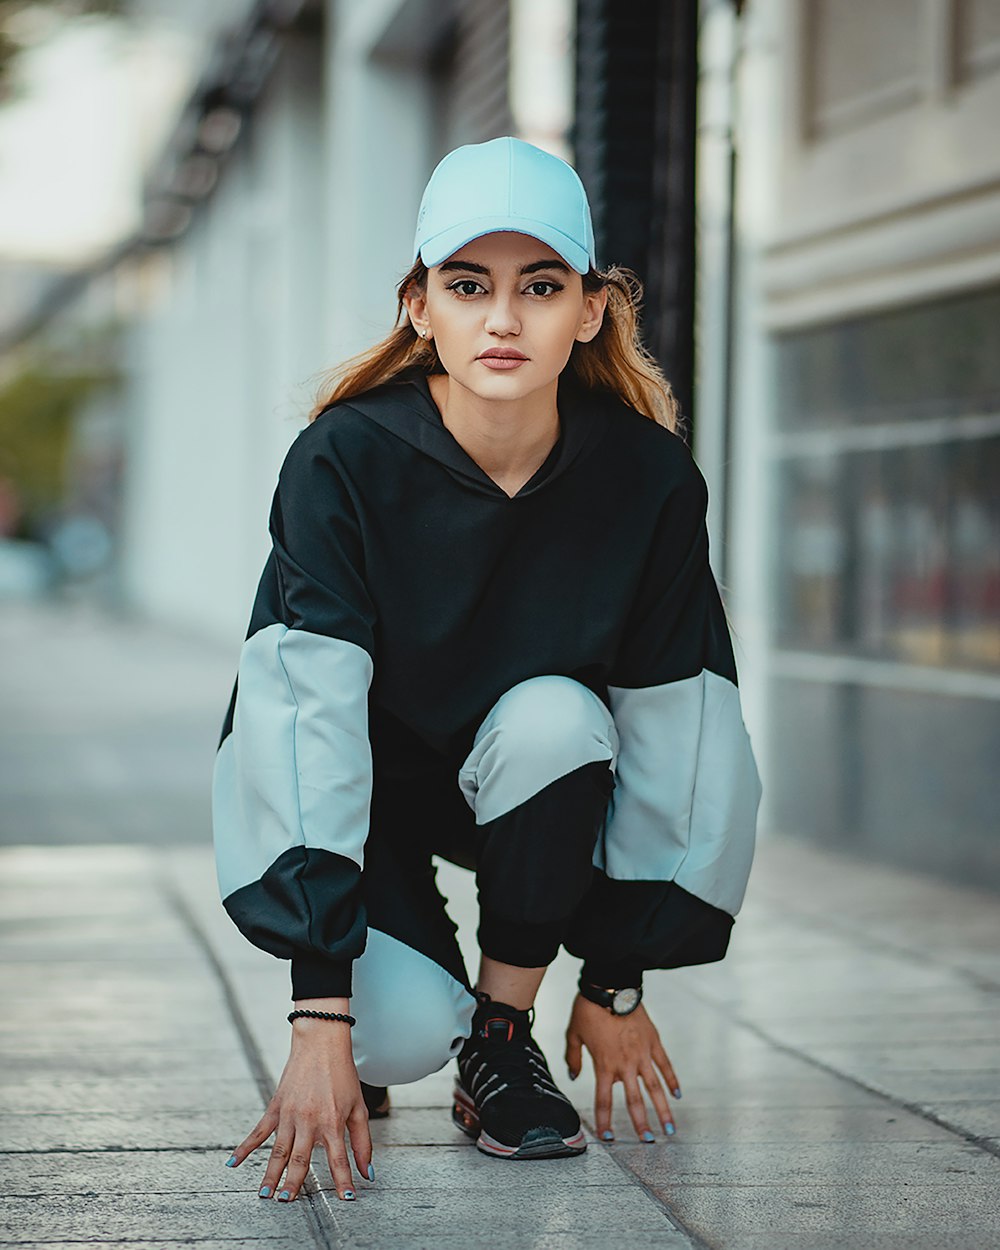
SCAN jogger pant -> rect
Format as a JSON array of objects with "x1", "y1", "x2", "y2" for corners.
[{"x1": 350, "y1": 673, "x2": 619, "y2": 1087}]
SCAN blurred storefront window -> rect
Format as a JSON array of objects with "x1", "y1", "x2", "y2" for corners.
[
  {"x1": 773, "y1": 287, "x2": 1000, "y2": 672},
  {"x1": 769, "y1": 285, "x2": 1000, "y2": 883}
]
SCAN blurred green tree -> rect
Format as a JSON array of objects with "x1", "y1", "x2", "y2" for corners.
[{"x1": 0, "y1": 354, "x2": 119, "y2": 536}]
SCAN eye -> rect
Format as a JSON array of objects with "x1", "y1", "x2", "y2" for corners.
[
  {"x1": 525, "y1": 280, "x2": 564, "y2": 297},
  {"x1": 446, "y1": 279, "x2": 486, "y2": 297}
]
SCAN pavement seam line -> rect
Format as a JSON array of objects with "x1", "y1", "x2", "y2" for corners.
[
  {"x1": 158, "y1": 869, "x2": 346, "y2": 1250},
  {"x1": 673, "y1": 978, "x2": 1000, "y2": 1161},
  {"x1": 0, "y1": 1147, "x2": 251, "y2": 1155},
  {"x1": 584, "y1": 1133, "x2": 714, "y2": 1250}
]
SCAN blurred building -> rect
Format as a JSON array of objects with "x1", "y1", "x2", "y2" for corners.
[
  {"x1": 3, "y1": 0, "x2": 997, "y2": 889},
  {"x1": 726, "y1": 0, "x2": 1000, "y2": 890}
]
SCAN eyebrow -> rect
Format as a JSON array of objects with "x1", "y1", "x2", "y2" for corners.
[{"x1": 437, "y1": 258, "x2": 572, "y2": 276}]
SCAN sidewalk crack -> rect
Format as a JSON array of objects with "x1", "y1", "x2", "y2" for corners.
[{"x1": 158, "y1": 870, "x2": 348, "y2": 1250}]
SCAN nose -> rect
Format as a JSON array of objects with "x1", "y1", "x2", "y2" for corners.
[{"x1": 483, "y1": 289, "x2": 521, "y2": 337}]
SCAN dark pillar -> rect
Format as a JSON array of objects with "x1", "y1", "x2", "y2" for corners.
[{"x1": 573, "y1": 0, "x2": 698, "y2": 430}]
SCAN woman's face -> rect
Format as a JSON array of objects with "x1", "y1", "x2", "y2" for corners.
[{"x1": 404, "y1": 231, "x2": 607, "y2": 402}]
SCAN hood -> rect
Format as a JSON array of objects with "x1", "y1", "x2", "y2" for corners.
[{"x1": 340, "y1": 364, "x2": 615, "y2": 501}]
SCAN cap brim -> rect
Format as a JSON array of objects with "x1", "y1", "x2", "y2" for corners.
[{"x1": 418, "y1": 217, "x2": 591, "y2": 275}]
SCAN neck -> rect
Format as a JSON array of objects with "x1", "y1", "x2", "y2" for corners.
[{"x1": 427, "y1": 373, "x2": 561, "y2": 498}]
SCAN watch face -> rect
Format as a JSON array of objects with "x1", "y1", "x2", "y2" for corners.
[{"x1": 611, "y1": 987, "x2": 641, "y2": 1015}]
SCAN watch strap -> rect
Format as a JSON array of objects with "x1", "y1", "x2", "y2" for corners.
[
  {"x1": 577, "y1": 975, "x2": 643, "y2": 1014},
  {"x1": 577, "y1": 979, "x2": 616, "y2": 1010}
]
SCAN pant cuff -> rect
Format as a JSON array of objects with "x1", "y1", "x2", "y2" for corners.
[{"x1": 478, "y1": 906, "x2": 564, "y2": 968}]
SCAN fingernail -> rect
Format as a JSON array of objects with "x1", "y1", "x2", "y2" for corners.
[
  {"x1": 567, "y1": 1069, "x2": 578, "y2": 1081},
  {"x1": 225, "y1": 1154, "x2": 238, "y2": 1167},
  {"x1": 258, "y1": 1185, "x2": 271, "y2": 1199},
  {"x1": 673, "y1": 1087, "x2": 682, "y2": 1099},
  {"x1": 641, "y1": 1130, "x2": 656, "y2": 1143},
  {"x1": 343, "y1": 1189, "x2": 356, "y2": 1201},
  {"x1": 277, "y1": 1190, "x2": 292, "y2": 1202},
  {"x1": 600, "y1": 1130, "x2": 614, "y2": 1141},
  {"x1": 664, "y1": 1122, "x2": 676, "y2": 1135},
  {"x1": 367, "y1": 1163, "x2": 375, "y2": 1182}
]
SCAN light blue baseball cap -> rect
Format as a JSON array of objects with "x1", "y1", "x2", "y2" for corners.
[{"x1": 413, "y1": 136, "x2": 597, "y2": 275}]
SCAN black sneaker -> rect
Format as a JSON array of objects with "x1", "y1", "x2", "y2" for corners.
[{"x1": 452, "y1": 994, "x2": 586, "y2": 1160}]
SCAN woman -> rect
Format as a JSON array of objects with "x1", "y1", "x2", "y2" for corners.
[{"x1": 214, "y1": 136, "x2": 762, "y2": 1204}]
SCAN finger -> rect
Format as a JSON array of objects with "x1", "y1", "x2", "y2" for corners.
[
  {"x1": 564, "y1": 1029, "x2": 583, "y2": 1081},
  {"x1": 227, "y1": 1107, "x2": 278, "y2": 1169},
  {"x1": 274, "y1": 1128, "x2": 317, "y2": 1203},
  {"x1": 323, "y1": 1125, "x2": 357, "y2": 1201},
  {"x1": 593, "y1": 1071, "x2": 615, "y2": 1143},
  {"x1": 623, "y1": 1073, "x2": 654, "y2": 1142},
  {"x1": 653, "y1": 1044, "x2": 682, "y2": 1098},
  {"x1": 640, "y1": 1062, "x2": 676, "y2": 1136},
  {"x1": 258, "y1": 1127, "x2": 295, "y2": 1201},
  {"x1": 346, "y1": 1099, "x2": 375, "y2": 1183}
]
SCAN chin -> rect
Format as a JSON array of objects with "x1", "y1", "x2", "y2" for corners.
[{"x1": 460, "y1": 364, "x2": 556, "y2": 402}]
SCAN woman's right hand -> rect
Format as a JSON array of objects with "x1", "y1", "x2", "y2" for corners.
[{"x1": 226, "y1": 1004, "x2": 373, "y2": 1204}]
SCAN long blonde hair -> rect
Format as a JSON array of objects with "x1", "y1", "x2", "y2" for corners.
[{"x1": 307, "y1": 259, "x2": 685, "y2": 438}]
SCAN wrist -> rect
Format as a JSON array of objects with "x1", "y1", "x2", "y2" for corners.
[
  {"x1": 577, "y1": 974, "x2": 643, "y2": 1017},
  {"x1": 293, "y1": 996, "x2": 351, "y2": 1012},
  {"x1": 290, "y1": 998, "x2": 355, "y2": 1048}
]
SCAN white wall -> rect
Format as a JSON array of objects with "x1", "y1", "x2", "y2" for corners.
[
  {"x1": 120, "y1": 2, "x2": 449, "y2": 644},
  {"x1": 320, "y1": 0, "x2": 436, "y2": 361},
  {"x1": 765, "y1": 0, "x2": 1000, "y2": 327},
  {"x1": 120, "y1": 30, "x2": 328, "y2": 644}
]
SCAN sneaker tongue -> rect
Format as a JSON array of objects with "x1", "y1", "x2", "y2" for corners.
[
  {"x1": 483, "y1": 1016, "x2": 516, "y2": 1042},
  {"x1": 476, "y1": 1000, "x2": 531, "y2": 1043}
]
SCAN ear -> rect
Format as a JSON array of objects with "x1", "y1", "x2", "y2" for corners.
[
  {"x1": 403, "y1": 286, "x2": 431, "y2": 338},
  {"x1": 575, "y1": 285, "x2": 608, "y2": 344}
]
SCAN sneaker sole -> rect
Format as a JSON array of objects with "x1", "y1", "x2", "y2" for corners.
[{"x1": 451, "y1": 1082, "x2": 587, "y2": 1160}]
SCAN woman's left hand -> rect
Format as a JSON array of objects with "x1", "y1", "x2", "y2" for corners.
[{"x1": 564, "y1": 993, "x2": 681, "y2": 1142}]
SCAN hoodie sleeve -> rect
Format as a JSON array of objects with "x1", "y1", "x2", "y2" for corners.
[
  {"x1": 564, "y1": 448, "x2": 762, "y2": 987},
  {"x1": 211, "y1": 416, "x2": 377, "y2": 1001}
]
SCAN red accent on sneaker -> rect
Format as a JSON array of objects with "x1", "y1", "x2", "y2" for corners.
[{"x1": 484, "y1": 1017, "x2": 515, "y2": 1042}]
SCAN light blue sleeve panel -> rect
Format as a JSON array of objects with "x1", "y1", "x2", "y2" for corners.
[
  {"x1": 210, "y1": 415, "x2": 379, "y2": 1000},
  {"x1": 212, "y1": 622, "x2": 374, "y2": 901},
  {"x1": 601, "y1": 669, "x2": 762, "y2": 916},
  {"x1": 593, "y1": 446, "x2": 763, "y2": 922}
]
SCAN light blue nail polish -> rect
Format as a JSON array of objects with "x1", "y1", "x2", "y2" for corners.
[
  {"x1": 343, "y1": 1189, "x2": 356, "y2": 1201},
  {"x1": 225, "y1": 1154, "x2": 237, "y2": 1167},
  {"x1": 673, "y1": 1088, "x2": 682, "y2": 1099},
  {"x1": 665, "y1": 1122, "x2": 676, "y2": 1135},
  {"x1": 600, "y1": 1130, "x2": 614, "y2": 1142},
  {"x1": 567, "y1": 1070, "x2": 578, "y2": 1081},
  {"x1": 367, "y1": 1163, "x2": 375, "y2": 1182},
  {"x1": 277, "y1": 1190, "x2": 291, "y2": 1202},
  {"x1": 642, "y1": 1130, "x2": 656, "y2": 1143},
  {"x1": 258, "y1": 1186, "x2": 271, "y2": 1198}
]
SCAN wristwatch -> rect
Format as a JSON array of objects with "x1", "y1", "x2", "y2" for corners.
[{"x1": 577, "y1": 976, "x2": 643, "y2": 1016}]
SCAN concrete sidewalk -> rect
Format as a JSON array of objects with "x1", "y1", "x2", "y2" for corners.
[
  {"x1": 2, "y1": 832, "x2": 999, "y2": 1249},
  {"x1": 1, "y1": 597, "x2": 999, "y2": 1247}
]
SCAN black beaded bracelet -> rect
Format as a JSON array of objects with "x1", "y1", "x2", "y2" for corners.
[{"x1": 287, "y1": 1009, "x2": 356, "y2": 1027}]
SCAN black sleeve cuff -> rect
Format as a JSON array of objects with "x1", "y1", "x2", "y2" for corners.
[
  {"x1": 290, "y1": 952, "x2": 353, "y2": 1001},
  {"x1": 580, "y1": 958, "x2": 645, "y2": 990}
]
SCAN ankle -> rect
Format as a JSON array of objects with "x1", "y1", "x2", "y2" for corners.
[{"x1": 475, "y1": 955, "x2": 547, "y2": 1011}]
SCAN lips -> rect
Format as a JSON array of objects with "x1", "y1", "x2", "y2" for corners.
[{"x1": 477, "y1": 350, "x2": 530, "y2": 367}]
